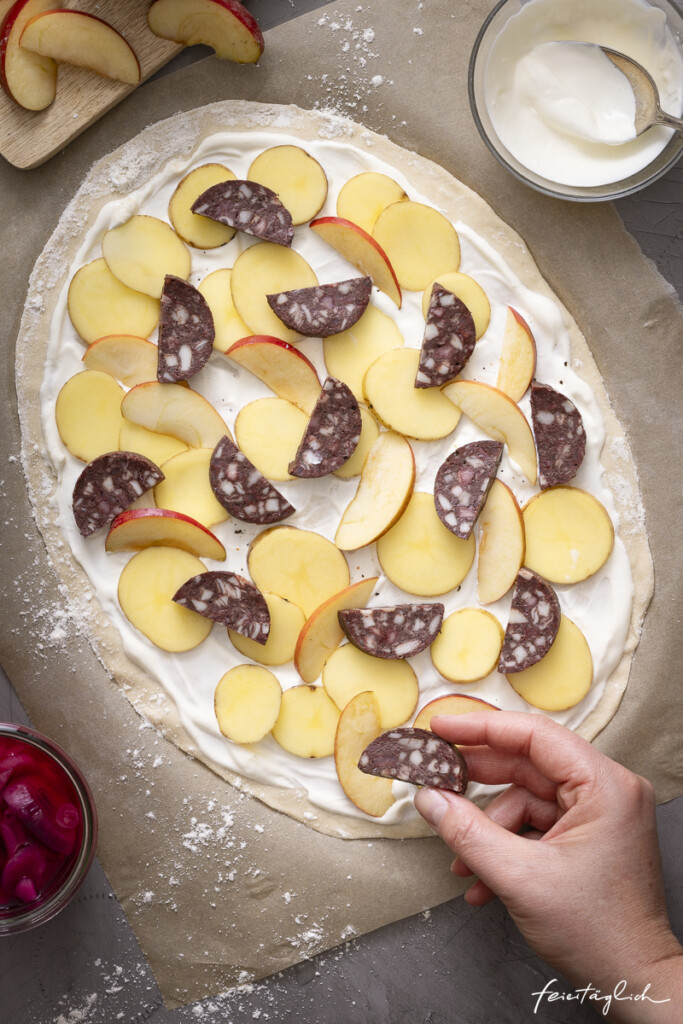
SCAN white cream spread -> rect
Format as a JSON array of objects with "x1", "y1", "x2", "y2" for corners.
[
  {"x1": 40, "y1": 129, "x2": 634, "y2": 827},
  {"x1": 484, "y1": 0, "x2": 683, "y2": 186}
]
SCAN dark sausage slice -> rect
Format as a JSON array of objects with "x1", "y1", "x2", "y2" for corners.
[
  {"x1": 157, "y1": 275, "x2": 215, "y2": 383},
  {"x1": 209, "y1": 436, "x2": 295, "y2": 524},
  {"x1": 358, "y1": 727, "x2": 468, "y2": 793},
  {"x1": 530, "y1": 381, "x2": 586, "y2": 489},
  {"x1": 498, "y1": 568, "x2": 561, "y2": 673},
  {"x1": 72, "y1": 451, "x2": 163, "y2": 537},
  {"x1": 173, "y1": 571, "x2": 270, "y2": 645},
  {"x1": 266, "y1": 277, "x2": 372, "y2": 337},
  {"x1": 288, "y1": 377, "x2": 361, "y2": 478},
  {"x1": 434, "y1": 440, "x2": 503, "y2": 539},
  {"x1": 191, "y1": 180, "x2": 294, "y2": 247},
  {"x1": 338, "y1": 603, "x2": 444, "y2": 659},
  {"x1": 415, "y1": 284, "x2": 476, "y2": 388}
]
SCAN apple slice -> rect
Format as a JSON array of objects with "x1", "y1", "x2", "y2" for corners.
[
  {"x1": 376, "y1": 491, "x2": 475, "y2": 597},
  {"x1": 102, "y1": 216, "x2": 191, "y2": 299},
  {"x1": 20, "y1": 11, "x2": 140, "y2": 85},
  {"x1": 294, "y1": 577, "x2": 378, "y2": 684},
  {"x1": 336, "y1": 172, "x2": 407, "y2": 235},
  {"x1": 507, "y1": 615, "x2": 593, "y2": 711},
  {"x1": 198, "y1": 269, "x2": 250, "y2": 353},
  {"x1": 271, "y1": 685, "x2": 340, "y2": 759},
  {"x1": 68, "y1": 259, "x2": 160, "y2": 345},
  {"x1": 496, "y1": 307, "x2": 537, "y2": 402},
  {"x1": 443, "y1": 380, "x2": 537, "y2": 485},
  {"x1": 322, "y1": 644, "x2": 418, "y2": 729},
  {"x1": 335, "y1": 431, "x2": 415, "y2": 551},
  {"x1": 106, "y1": 508, "x2": 226, "y2": 561},
  {"x1": 82, "y1": 335, "x2": 158, "y2": 388},
  {"x1": 413, "y1": 694, "x2": 500, "y2": 731},
  {"x1": 477, "y1": 479, "x2": 525, "y2": 604},
  {"x1": 118, "y1": 547, "x2": 213, "y2": 652},
  {"x1": 421, "y1": 271, "x2": 491, "y2": 340},
  {"x1": 248, "y1": 146, "x2": 328, "y2": 225},
  {"x1": 0, "y1": 0, "x2": 56, "y2": 111},
  {"x1": 55, "y1": 370, "x2": 124, "y2": 463},
  {"x1": 522, "y1": 486, "x2": 614, "y2": 584},
  {"x1": 230, "y1": 242, "x2": 318, "y2": 343},
  {"x1": 431, "y1": 608, "x2": 504, "y2": 684},
  {"x1": 154, "y1": 448, "x2": 228, "y2": 529},
  {"x1": 226, "y1": 335, "x2": 320, "y2": 414},
  {"x1": 334, "y1": 691, "x2": 395, "y2": 817},
  {"x1": 229, "y1": 592, "x2": 305, "y2": 667},
  {"x1": 148, "y1": 0, "x2": 264, "y2": 63},
  {"x1": 234, "y1": 397, "x2": 307, "y2": 480},
  {"x1": 121, "y1": 381, "x2": 231, "y2": 449},
  {"x1": 310, "y1": 216, "x2": 401, "y2": 308},
  {"x1": 372, "y1": 201, "x2": 460, "y2": 291},
  {"x1": 119, "y1": 421, "x2": 189, "y2": 467},
  {"x1": 248, "y1": 526, "x2": 349, "y2": 618},
  {"x1": 169, "y1": 164, "x2": 237, "y2": 249},
  {"x1": 333, "y1": 406, "x2": 379, "y2": 479},
  {"x1": 363, "y1": 348, "x2": 461, "y2": 441},
  {"x1": 323, "y1": 303, "x2": 404, "y2": 403},
  {"x1": 214, "y1": 665, "x2": 281, "y2": 745}
]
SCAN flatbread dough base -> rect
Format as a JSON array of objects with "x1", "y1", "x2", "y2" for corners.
[{"x1": 15, "y1": 101, "x2": 653, "y2": 840}]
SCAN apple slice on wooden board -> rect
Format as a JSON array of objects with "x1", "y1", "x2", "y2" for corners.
[
  {"x1": 333, "y1": 406, "x2": 379, "y2": 479},
  {"x1": 421, "y1": 271, "x2": 491, "y2": 340},
  {"x1": 248, "y1": 146, "x2": 328, "y2": 225},
  {"x1": 336, "y1": 172, "x2": 407, "y2": 235},
  {"x1": 154, "y1": 448, "x2": 228, "y2": 529},
  {"x1": 294, "y1": 577, "x2": 378, "y2": 684},
  {"x1": 68, "y1": 259, "x2": 160, "y2": 345},
  {"x1": 234, "y1": 397, "x2": 308, "y2": 481},
  {"x1": 271, "y1": 685, "x2": 340, "y2": 758},
  {"x1": 120, "y1": 421, "x2": 189, "y2": 467},
  {"x1": 148, "y1": 0, "x2": 264, "y2": 63},
  {"x1": 335, "y1": 431, "x2": 415, "y2": 551},
  {"x1": 363, "y1": 348, "x2": 461, "y2": 441},
  {"x1": 443, "y1": 380, "x2": 537, "y2": 485},
  {"x1": 334, "y1": 692, "x2": 395, "y2": 817},
  {"x1": 106, "y1": 508, "x2": 226, "y2": 561},
  {"x1": 214, "y1": 665, "x2": 282, "y2": 745},
  {"x1": 230, "y1": 242, "x2": 318, "y2": 343},
  {"x1": 169, "y1": 164, "x2": 237, "y2": 249},
  {"x1": 413, "y1": 693, "x2": 500, "y2": 731},
  {"x1": 496, "y1": 307, "x2": 537, "y2": 401},
  {"x1": 82, "y1": 335, "x2": 158, "y2": 388},
  {"x1": 477, "y1": 479, "x2": 525, "y2": 605},
  {"x1": 55, "y1": 371, "x2": 124, "y2": 463},
  {"x1": 322, "y1": 644, "x2": 419, "y2": 729},
  {"x1": 431, "y1": 607, "x2": 504, "y2": 684},
  {"x1": 20, "y1": 11, "x2": 140, "y2": 85},
  {"x1": 0, "y1": 0, "x2": 56, "y2": 111},
  {"x1": 323, "y1": 303, "x2": 404, "y2": 403},
  {"x1": 522, "y1": 486, "x2": 614, "y2": 584},
  {"x1": 506, "y1": 615, "x2": 593, "y2": 711},
  {"x1": 121, "y1": 382, "x2": 231, "y2": 449},
  {"x1": 118, "y1": 547, "x2": 213, "y2": 653},
  {"x1": 248, "y1": 526, "x2": 350, "y2": 618},
  {"x1": 229, "y1": 592, "x2": 305, "y2": 667},
  {"x1": 198, "y1": 269, "x2": 250, "y2": 353},
  {"x1": 372, "y1": 201, "x2": 460, "y2": 291},
  {"x1": 376, "y1": 492, "x2": 475, "y2": 597},
  {"x1": 226, "y1": 335, "x2": 321, "y2": 414},
  {"x1": 102, "y1": 216, "x2": 191, "y2": 299},
  {"x1": 310, "y1": 217, "x2": 401, "y2": 308}
]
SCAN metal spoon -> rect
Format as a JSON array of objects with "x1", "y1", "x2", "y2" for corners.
[{"x1": 598, "y1": 45, "x2": 683, "y2": 136}]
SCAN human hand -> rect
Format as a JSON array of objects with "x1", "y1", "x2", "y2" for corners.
[{"x1": 414, "y1": 711, "x2": 682, "y2": 1022}]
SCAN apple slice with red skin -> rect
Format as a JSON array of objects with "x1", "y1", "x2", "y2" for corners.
[
  {"x1": 294, "y1": 577, "x2": 378, "y2": 684},
  {"x1": 413, "y1": 694, "x2": 500, "y2": 732},
  {"x1": 105, "y1": 507, "x2": 226, "y2": 561},
  {"x1": 148, "y1": 0, "x2": 263, "y2": 63},
  {"x1": 20, "y1": 11, "x2": 141, "y2": 85},
  {"x1": 496, "y1": 307, "x2": 537, "y2": 402},
  {"x1": 310, "y1": 217, "x2": 401, "y2": 308},
  {"x1": 226, "y1": 336, "x2": 320, "y2": 415},
  {"x1": 0, "y1": 0, "x2": 57, "y2": 111}
]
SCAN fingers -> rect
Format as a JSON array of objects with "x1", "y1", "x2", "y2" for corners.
[{"x1": 458, "y1": 745, "x2": 557, "y2": 802}]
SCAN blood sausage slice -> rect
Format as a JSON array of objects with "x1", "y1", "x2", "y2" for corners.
[
  {"x1": 157, "y1": 275, "x2": 215, "y2": 383},
  {"x1": 338, "y1": 603, "x2": 444, "y2": 659},
  {"x1": 359, "y1": 727, "x2": 468, "y2": 793},
  {"x1": 530, "y1": 381, "x2": 586, "y2": 489},
  {"x1": 266, "y1": 277, "x2": 372, "y2": 337},
  {"x1": 72, "y1": 451, "x2": 163, "y2": 537},
  {"x1": 191, "y1": 180, "x2": 294, "y2": 247},
  {"x1": 434, "y1": 440, "x2": 503, "y2": 539},
  {"x1": 498, "y1": 568, "x2": 560, "y2": 673},
  {"x1": 173, "y1": 571, "x2": 270, "y2": 645},
  {"x1": 288, "y1": 377, "x2": 361, "y2": 478},
  {"x1": 209, "y1": 436, "x2": 295, "y2": 525},
  {"x1": 415, "y1": 283, "x2": 476, "y2": 388}
]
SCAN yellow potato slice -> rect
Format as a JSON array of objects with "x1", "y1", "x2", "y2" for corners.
[
  {"x1": 333, "y1": 406, "x2": 380, "y2": 479},
  {"x1": 154, "y1": 448, "x2": 228, "y2": 529},
  {"x1": 271, "y1": 684, "x2": 340, "y2": 758},
  {"x1": 198, "y1": 268, "x2": 250, "y2": 353},
  {"x1": 323, "y1": 644, "x2": 418, "y2": 729},
  {"x1": 413, "y1": 694, "x2": 500, "y2": 731},
  {"x1": 323, "y1": 303, "x2": 404, "y2": 402},
  {"x1": 234, "y1": 397, "x2": 307, "y2": 481},
  {"x1": 431, "y1": 608, "x2": 504, "y2": 683},
  {"x1": 55, "y1": 370, "x2": 124, "y2": 463},
  {"x1": 230, "y1": 242, "x2": 318, "y2": 343},
  {"x1": 523, "y1": 487, "x2": 614, "y2": 584},
  {"x1": 363, "y1": 348, "x2": 461, "y2": 441},
  {"x1": 67, "y1": 258, "x2": 159, "y2": 344},
  {"x1": 119, "y1": 421, "x2": 189, "y2": 466},
  {"x1": 507, "y1": 615, "x2": 593, "y2": 711},
  {"x1": 228, "y1": 592, "x2": 305, "y2": 667},
  {"x1": 373, "y1": 201, "x2": 460, "y2": 291},
  {"x1": 169, "y1": 163, "x2": 237, "y2": 248},
  {"x1": 102, "y1": 215, "x2": 191, "y2": 298},
  {"x1": 336, "y1": 171, "x2": 408, "y2": 234},
  {"x1": 214, "y1": 665, "x2": 282, "y2": 744},
  {"x1": 248, "y1": 526, "x2": 350, "y2": 618},
  {"x1": 248, "y1": 145, "x2": 328, "y2": 225},
  {"x1": 421, "y1": 271, "x2": 491, "y2": 340},
  {"x1": 334, "y1": 691, "x2": 395, "y2": 817},
  {"x1": 82, "y1": 334, "x2": 158, "y2": 387}
]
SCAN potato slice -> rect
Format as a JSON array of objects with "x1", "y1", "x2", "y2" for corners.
[
  {"x1": 197, "y1": 269, "x2": 250, "y2": 353},
  {"x1": 248, "y1": 526, "x2": 350, "y2": 618},
  {"x1": 214, "y1": 665, "x2": 282, "y2": 744},
  {"x1": 333, "y1": 406, "x2": 380, "y2": 479},
  {"x1": 294, "y1": 577, "x2": 378, "y2": 684},
  {"x1": 377, "y1": 491, "x2": 475, "y2": 596},
  {"x1": 522, "y1": 486, "x2": 614, "y2": 584},
  {"x1": 121, "y1": 381, "x2": 231, "y2": 449},
  {"x1": 478, "y1": 479, "x2": 525, "y2": 605},
  {"x1": 118, "y1": 547, "x2": 213, "y2": 652},
  {"x1": 335, "y1": 431, "x2": 415, "y2": 551},
  {"x1": 234, "y1": 397, "x2": 307, "y2": 481},
  {"x1": 431, "y1": 608, "x2": 504, "y2": 683},
  {"x1": 55, "y1": 370, "x2": 124, "y2": 463},
  {"x1": 323, "y1": 644, "x2": 418, "y2": 729},
  {"x1": 421, "y1": 271, "x2": 491, "y2": 340},
  {"x1": 334, "y1": 691, "x2": 395, "y2": 817},
  {"x1": 248, "y1": 145, "x2": 328, "y2": 225},
  {"x1": 496, "y1": 307, "x2": 537, "y2": 402},
  {"x1": 228, "y1": 592, "x2": 305, "y2": 666},
  {"x1": 507, "y1": 615, "x2": 593, "y2": 710},
  {"x1": 373, "y1": 201, "x2": 460, "y2": 291},
  {"x1": 363, "y1": 348, "x2": 461, "y2": 441},
  {"x1": 413, "y1": 693, "x2": 500, "y2": 731},
  {"x1": 82, "y1": 334, "x2": 158, "y2": 387},
  {"x1": 169, "y1": 163, "x2": 236, "y2": 248},
  {"x1": 67, "y1": 258, "x2": 159, "y2": 344},
  {"x1": 323, "y1": 303, "x2": 404, "y2": 402},
  {"x1": 271, "y1": 685, "x2": 340, "y2": 758},
  {"x1": 230, "y1": 242, "x2": 318, "y2": 343},
  {"x1": 154, "y1": 448, "x2": 228, "y2": 529},
  {"x1": 102, "y1": 215, "x2": 191, "y2": 299},
  {"x1": 119, "y1": 421, "x2": 189, "y2": 466},
  {"x1": 336, "y1": 172, "x2": 407, "y2": 235}
]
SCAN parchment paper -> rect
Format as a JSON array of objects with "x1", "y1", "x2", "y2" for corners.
[{"x1": 0, "y1": 0, "x2": 681, "y2": 1008}]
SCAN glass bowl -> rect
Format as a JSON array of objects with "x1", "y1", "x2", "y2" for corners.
[
  {"x1": 468, "y1": 0, "x2": 683, "y2": 201},
  {"x1": 0, "y1": 723, "x2": 97, "y2": 936}
]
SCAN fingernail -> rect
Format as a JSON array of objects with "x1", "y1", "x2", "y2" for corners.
[{"x1": 414, "y1": 788, "x2": 449, "y2": 828}]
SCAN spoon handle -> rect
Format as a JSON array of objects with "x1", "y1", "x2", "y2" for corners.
[{"x1": 654, "y1": 109, "x2": 683, "y2": 134}]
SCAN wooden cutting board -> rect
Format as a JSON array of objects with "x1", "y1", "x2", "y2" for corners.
[{"x1": 0, "y1": 0, "x2": 182, "y2": 169}]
